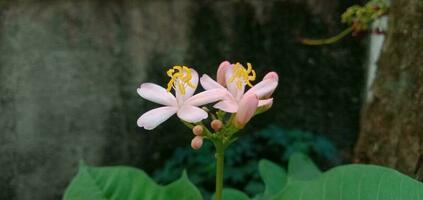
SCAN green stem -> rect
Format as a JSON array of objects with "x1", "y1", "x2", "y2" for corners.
[
  {"x1": 301, "y1": 26, "x2": 353, "y2": 45},
  {"x1": 214, "y1": 141, "x2": 225, "y2": 200}
]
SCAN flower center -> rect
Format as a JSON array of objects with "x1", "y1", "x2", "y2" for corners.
[
  {"x1": 228, "y1": 62, "x2": 256, "y2": 89},
  {"x1": 166, "y1": 66, "x2": 195, "y2": 95}
]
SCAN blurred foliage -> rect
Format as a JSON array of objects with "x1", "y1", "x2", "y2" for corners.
[
  {"x1": 153, "y1": 125, "x2": 341, "y2": 198},
  {"x1": 302, "y1": 0, "x2": 389, "y2": 45},
  {"x1": 341, "y1": 0, "x2": 388, "y2": 34}
]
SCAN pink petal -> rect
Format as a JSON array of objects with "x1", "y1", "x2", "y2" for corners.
[
  {"x1": 234, "y1": 93, "x2": 258, "y2": 128},
  {"x1": 217, "y1": 61, "x2": 232, "y2": 86},
  {"x1": 137, "y1": 106, "x2": 177, "y2": 130},
  {"x1": 258, "y1": 98, "x2": 273, "y2": 107},
  {"x1": 185, "y1": 89, "x2": 227, "y2": 106},
  {"x1": 225, "y1": 67, "x2": 245, "y2": 101},
  {"x1": 137, "y1": 83, "x2": 177, "y2": 106},
  {"x1": 200, "y1": 74, "x2": 224, "y2": 90},
  {"x1": 177, "y1": 105, "x2": 208, "y2": 123},
  {"x1": 213, "y1": 100, "x2": 238, "y2": 113},
  {"x1": 175, "y1": 68, "x2": 199, "y2": 102},
  {"x1": 245, "y1": 72, "x2": 278, "y2": 99}
]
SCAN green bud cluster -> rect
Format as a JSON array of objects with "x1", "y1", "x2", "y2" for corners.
[{"x1": 341, "y1": 0, "x2": 389, "y2": 33}]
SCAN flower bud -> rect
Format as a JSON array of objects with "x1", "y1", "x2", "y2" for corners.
[
  {"x1": 234, "y1": 93, "x2": 259, "y2": 129},
  {"x1": 210, "y1": 119, "x2": 223, "y2": 132},
  {"x1": 191, "y1": 136, "x2": 203, "y2": 150},
  {"x1": 192, "y1": 125, "x2": 204, "y2": 136}
]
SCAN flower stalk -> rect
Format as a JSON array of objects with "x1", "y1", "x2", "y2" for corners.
[{"x1": 214, "y1": 140, "x2": 225, "y2": 200}]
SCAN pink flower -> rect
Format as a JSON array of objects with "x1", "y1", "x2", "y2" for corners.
[
  {"x1": 137, "y1": 66, "x2": 226, "y2": 130},
  {"x1": 200, "y1": 61, "x2": 279, "y2": 114}
]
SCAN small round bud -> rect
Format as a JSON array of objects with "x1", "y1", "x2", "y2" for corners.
[
  {"x1": 192, "y1": 125, "x2": 204, "y2": 136},
  {"x1": 191, "y1": 136, "x2": 203, "y2": 150},
  {"x1": 210, "y1": 119, "x2": 223, "y2": 132}
]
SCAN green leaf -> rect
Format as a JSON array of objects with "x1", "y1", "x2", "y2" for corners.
[
  {"x1": 255, "y1": 159, "x2": 287, "y2": 200},
  {"x1": 273, "y1": 164, "x2": 423, "y2": 200},
  {"x1": 288, "y1": 153, "x2": 321, "y2": 180},
  {"x1": 212, "y1": 188, "x2": 250, "y2": 200},
  {"x1": 63, "y1": 164, "x2": 202, "y2": 200}
]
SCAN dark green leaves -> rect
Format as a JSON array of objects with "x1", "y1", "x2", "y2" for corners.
[
  {"x1": 254, "y1": 159, "x2": 287, "y2": 200},
  {"x1": 64, "y1": 154, "x2": 423, "y2": 200},
  {"x1": 256, "y1": 153, "x2": 423, "y2": 200},
  {"x1": 274, "y1": 164, "x2": 423, "y2": 200},
  {"x1": 212, "y1": 188, "x2": 250, "y2": 200},
  {"x1": 287, "y1": 153, "x2": 321, "y2": 181},
  {"x1": 63, "y1": 163, "x2": 201, "y2": 200}
]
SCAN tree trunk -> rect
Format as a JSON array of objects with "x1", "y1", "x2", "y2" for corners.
[{"x1": 355, "y1": 0, "x2": 423, "y2": 178}]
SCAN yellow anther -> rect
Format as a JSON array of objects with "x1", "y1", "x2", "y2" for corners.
[
  {"x1": 228, "y1": 62, "x2": 256, "y2": 89},
  {"x1": 166, "y1": 66, "x2": 196, "y2": 95}
]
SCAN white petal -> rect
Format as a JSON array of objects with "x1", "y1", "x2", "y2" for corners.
[
  {"x1": 245, "y1": 72, "x2": 278, "y2": 99},
  {"x1": 175, "y1": 68, "x2": 199, "y2": 102},
  {"x1": 185, "y1": 89, "x2": 227, "y2": 106},
  {"x1": 137, "y1": 83, "x2": 177, "y2": 106},
  {"x1": 258, "y1": 98, "x2": 273, "y2": 107},
  {"x1": 137, "y1": 106, "x2": 177, "y2": 130},
  {"x1": 200, "y1": 74, "x2": 224, "y2": 90},
  {"x1": 177, "y1": 105, "x2": 208, "y2": 123},
  {"x1": 245, "y1": 78, "x2": 278, "y2": 99},
  {"x1": 213, "y1": 100, "x2": 238, "y2": 113}
]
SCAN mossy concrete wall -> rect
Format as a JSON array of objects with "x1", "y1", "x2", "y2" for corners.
[{"x1": 0, "y1": 0, "x2": 365, "y2": 199}]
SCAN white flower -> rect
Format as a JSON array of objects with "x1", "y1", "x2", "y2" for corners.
[{"x1": 137, "y1": 66, "x2": 226, "y2": 130}]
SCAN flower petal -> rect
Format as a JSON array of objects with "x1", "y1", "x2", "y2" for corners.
[
  {"x1": 185, "y1": 89, "x2": 227, "y2": 106},
  {"x1": 234, "y1": 93, "x2": 258, "y2": 128},
  {"x1": 213, "y1": 100, "x2": 239, "y2": 113},
  {"x1": 225, "y1": 66, "x2": 245, "y2": 101},
  {"x1": 258, "y1": 98, "x2": 273, "y2": 107},
  {"x1": 200, "y1": 74, "x2": 224, "y2": 90},
  {"x1": 245, "y1": 72, "x2": 278, "y2": 99},
  {"x1": 177, "y1": 105, "x2": 208, "y2": 123},
  {"x1": 175, "y1": 68, "x2": 199, "y2": 102},
  {"x1": 137, "y1": 106, "x2": 177, "y2": 130},
  {"x1": 137, "y1": 83, "x2": 177, "y2": 106},
  {"x1": 217, "y1": 61, "x2": 232, "y2": 86}
]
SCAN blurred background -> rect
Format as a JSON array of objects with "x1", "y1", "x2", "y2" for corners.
[{"x1": 0, "y1": 0, "x2": 368, "y2": 199}]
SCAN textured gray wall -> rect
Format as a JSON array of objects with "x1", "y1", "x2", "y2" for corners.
[
  {"x1": 0, "y1": 1, "x2": 192, "y2": 199},
  {"x1": 0, "y1": 0, "x2": 365, "y2": 199}
]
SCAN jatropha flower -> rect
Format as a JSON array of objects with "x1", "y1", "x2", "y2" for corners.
[
  {"x1": 200, "y1": 61, "x2": 278, "y2": 128},
  {"x1": 137, "y1": 62, "x2": 278, "y2": 200},
  {"x1": 137, "y1": 66, "x2": 226, "y2": 130}
]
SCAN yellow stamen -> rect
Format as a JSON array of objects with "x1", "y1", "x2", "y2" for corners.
[
  {"x1": 166, "y1": 66, "x2": 196, "y2": 95},
  {"x1": 228, "y1": 62, "x2": 256, "y2": 89}
]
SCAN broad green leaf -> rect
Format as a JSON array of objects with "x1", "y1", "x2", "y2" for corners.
[
  {"x1": 273, "y1": 164, "x2": 423, "y2": 200},
  {"x1": 255, "y1": 159, "x2": 287, "y2": 200},
  {"x1": 212, "y1": 188, "x2": 250, "y2": 200},
  {"x1": 63, "y1": 163, "x2": 202, "y2": 200},
  {"x1": 288, "y1": 153, "x2": 321, "y2": 180}
]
